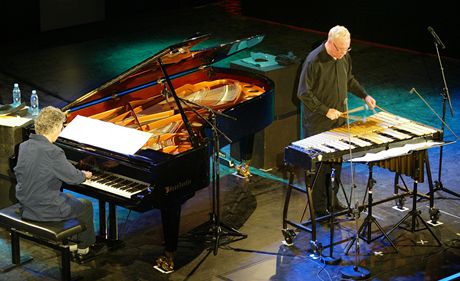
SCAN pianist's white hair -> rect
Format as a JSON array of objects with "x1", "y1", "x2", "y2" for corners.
[{"x1": 34, "y1": 106, "x2": 66, "y2": 135}]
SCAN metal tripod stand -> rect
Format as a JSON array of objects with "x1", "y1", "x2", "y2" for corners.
[
  {"x1": 429, "y1": 30, "x2": 458, "y2": 199},
  {"x1": 175, "y1": 96, "x2": 248, "y2": 255},
  {"x1": 208, "y1": 113, "x2": 247, "y2": 255},
  {"x1": 345, "y1": 162, "x2": 397, "y2": 254},
  {"x1": 385, "y1": 150, "x2": 442, "y2": 246}
]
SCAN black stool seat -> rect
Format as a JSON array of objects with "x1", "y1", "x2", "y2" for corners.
[
  {"x1": 0, "y1": 204, "x2": 85, "y2": 241},
  {"x1": 0, "y1": 203, "x2": 86, "y2": 281}
]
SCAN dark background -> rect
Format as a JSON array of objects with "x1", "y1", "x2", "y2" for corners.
[
  {"x1": 1, "y1": 0, "x2": 458, "y2": 59},
  {"x1": 240, "y1": 0, "x2": 459, "y2": 59}
]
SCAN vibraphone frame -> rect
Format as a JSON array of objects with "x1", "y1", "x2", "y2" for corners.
[{"x1": 282, "y1": 147, "x2": 438, "y2": 248}]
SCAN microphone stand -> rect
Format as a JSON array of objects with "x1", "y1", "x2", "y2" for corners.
[
  {"x1": 322, "y1": 168, "x2": 341, "y2": 265},
  {"x1": 178, "y1": 97, "x2": 248, "y2": 255},
  {"x1": 340, "y1": 201, "x2": 371, "y2": 280},
  {"x1": 340, "y1": 98, "x2": 370, "y2": 279},
  {"x1": 427, "y1": 39, "x2": 458, "y2": 199}
]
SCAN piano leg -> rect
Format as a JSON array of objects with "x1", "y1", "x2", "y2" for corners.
[
  {"x1": 152, "y1": 205, "x2": 181, "y2": 273},
  {"x1": 238, "y1": 134, "x2": 254, "y2": 162},
  {"x1": 230, "y1": 134, "x2": 254, "y2": 164},
  {"x1": 96, "y1": 200, "x2": 124, "y2": 249},
  {"x1": 99, "y1": 200, "x2": 107, "y2": 239},
  {"x1": 108, "y1": 203, "x2": 118, "y2": 241},
  {"x1": 160, "y1": 205, "x2": 181, "y2": 254}
]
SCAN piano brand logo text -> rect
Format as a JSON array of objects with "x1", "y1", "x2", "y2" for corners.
[{"x1": 165, "y1": 179, "x2": 192, "y2": 193}]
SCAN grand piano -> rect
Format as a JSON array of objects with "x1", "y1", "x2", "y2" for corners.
[{"x1": 54, "y1": 33, "x2": 274, "y2": 249}]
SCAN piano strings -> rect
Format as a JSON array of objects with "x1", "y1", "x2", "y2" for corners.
[{"x1": 68, "y1": 78, "x2": 265, "y2": 155}]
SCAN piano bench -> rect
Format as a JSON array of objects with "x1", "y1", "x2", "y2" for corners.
[{"x1": 0, "y1": 203, "x2": 86, "y2": 281}]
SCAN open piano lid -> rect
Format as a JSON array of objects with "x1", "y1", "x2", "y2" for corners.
[{"x1": 62, "y1": 33, "x2": 265, "y2": 112}]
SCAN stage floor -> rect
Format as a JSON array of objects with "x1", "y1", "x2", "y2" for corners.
[{"x1": 1, "y1": 3, "x2": 459, "y2": 280}]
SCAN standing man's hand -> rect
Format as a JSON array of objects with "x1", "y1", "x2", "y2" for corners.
[
  {"x1": 326, "y1": 108, "x2": 342, "y2": 120},
  {"x1": 365, "y1": 95, "x2": 376, "y2": 110}
]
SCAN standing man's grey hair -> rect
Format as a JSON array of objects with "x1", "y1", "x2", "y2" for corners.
[
  {"x1": 34, "y1": 106, "x2": 66, "y2": 135},
  {"x1": 328, "y1": 25, "x2": 351, "y2": 41}
]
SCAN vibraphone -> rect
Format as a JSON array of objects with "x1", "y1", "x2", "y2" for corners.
[{"x1": 282, "y1": 111, "x2": 443, "y2": 243}]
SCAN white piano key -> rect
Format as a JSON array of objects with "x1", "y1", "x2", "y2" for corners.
[{"x1": 83, "y1": 173, "x2": 149, "y2": 199}]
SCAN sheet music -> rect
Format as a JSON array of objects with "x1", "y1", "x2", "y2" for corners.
[
  {"x1": 348, "y1": 141, "x2": 444, "y2": 162},
  {"x1": 60, "y1": 115, "x2": 153, "y2": 155}
]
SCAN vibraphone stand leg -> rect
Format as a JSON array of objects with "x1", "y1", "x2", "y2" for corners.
[
  {"x1": 418, "y1": 151, "x2": 442, "y2": 224},
  {"x1": 386, "y1": 151, "x2": 442, "y2": 246},
  {"x1": 345, "y1": 163, "x2": 398, "y2": 254},
  {"x1": 281, "y1": 163, "x2": 323, "y2": 252},
  {"x1": 393, "y1": 173, "x2": 410, "y2": 211}
]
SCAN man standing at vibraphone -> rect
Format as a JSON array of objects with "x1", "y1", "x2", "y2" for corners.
[{"x1": 297, "y1": 25, "x2": 376, "y2": 217}]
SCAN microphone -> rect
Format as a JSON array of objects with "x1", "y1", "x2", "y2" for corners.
[{"x1": 427, "y1": 26, "x2": 446, "y2": 49}]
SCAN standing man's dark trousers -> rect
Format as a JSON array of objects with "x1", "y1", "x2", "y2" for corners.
[{"x1": 309, "y1": 162, "x2": 342, "y2": 215}]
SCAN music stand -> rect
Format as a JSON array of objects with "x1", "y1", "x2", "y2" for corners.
[
  {"x1": 349, "y1": 142, "x2": 445, "y2": 246},
  {"x1": 385, "y1": 148, "x2": 442, "y2": 246},
  {"x1": 407, "y1": 87, "x2": 459, "y2": 223}
]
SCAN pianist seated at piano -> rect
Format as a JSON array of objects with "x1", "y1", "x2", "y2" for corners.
[
  {"x1": 297, "y1": 25, "x2": 377, "y2": 216},
  {"x1": 13, "y1": 106, "x2": 102, "y2": 262}
]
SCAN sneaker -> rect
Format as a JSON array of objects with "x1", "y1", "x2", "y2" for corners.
[
  {"x1": 74, "y1": 243, "x2": 106, "y2": 264},
  {"x1": 77, "y1": 247, "x2": 90, "y2": 255},
  {"x1": 68, "y1": 243, "x2": 78, "y2": 253}
]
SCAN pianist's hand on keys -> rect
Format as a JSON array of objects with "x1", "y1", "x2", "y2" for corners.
[{"x1": 82, "y1": 170, "x2": 92, "y2": 179}]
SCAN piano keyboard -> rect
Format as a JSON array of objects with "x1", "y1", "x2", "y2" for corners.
[{"x1": 82, "y1": 171, "x2": 150, "y2": 199}]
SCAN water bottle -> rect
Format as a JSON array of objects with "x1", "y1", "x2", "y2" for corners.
[
  {"x1": 12, "y1": 83, "x2": 21, "y2": 107},
  {"x1": 30, "y1": 90, "x2": 40, "y2": 116}
]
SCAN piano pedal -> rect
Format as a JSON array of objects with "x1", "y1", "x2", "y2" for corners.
[
  {"x1": 153, "y1": 265, "x2": 174, "y2": 274},
  {"x1": 153, "y1": 255, "x2": 174, "y2": 274}
]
